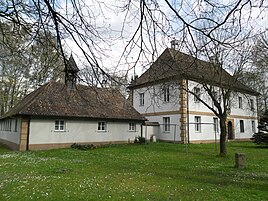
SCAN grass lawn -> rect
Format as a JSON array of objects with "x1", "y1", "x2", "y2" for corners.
[{"x1": 0, "y1": 142, "x2": 267, "y2": 201}]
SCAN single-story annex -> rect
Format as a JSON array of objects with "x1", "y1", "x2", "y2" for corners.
[{"x1": 0, "y1": 56, "x2": 145, "y2": 151}]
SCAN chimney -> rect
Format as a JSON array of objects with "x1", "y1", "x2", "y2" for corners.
[
  {"x1": 171, "y1": 39, "x2": 180, "y2": 50},
  {"x1": 65, "y1": 55, "x2": 79, "y2": 89}
]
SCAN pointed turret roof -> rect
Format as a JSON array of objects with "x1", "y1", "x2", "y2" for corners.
[{"x1": 66, "y1": 54, "x2": 79, "y2": 72}]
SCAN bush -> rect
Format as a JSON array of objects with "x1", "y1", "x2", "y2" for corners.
[
  {"x1": 134, "y1": 136, "x2": 146, "y2": 144},
  {"x1": 71, "y1": 143, "x2": 96, "y2": 150}
]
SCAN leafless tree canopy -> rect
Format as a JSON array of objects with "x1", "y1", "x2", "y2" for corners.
[
  {"x1": 0, "y1": 0, "x2": 267, "y2": 156},
  {"x1": 1, "y1": 0, "x2": 267, "y2": 81}
]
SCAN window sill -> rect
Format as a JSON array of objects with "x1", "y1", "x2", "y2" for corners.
[
  {"x1": 128, "y1": 130, "x2": 137, "y2": 132},
  {"x1": 163, "y1": 101, "x2": 170, "y2": 104},
  {"x1": 54, "y1": 130, "x2": 66, "y2": 132},
  {"x1": 97, "y1": 130, "x2": 108, "y2": 133}
]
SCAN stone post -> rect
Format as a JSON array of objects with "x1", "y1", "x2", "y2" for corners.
[
  {"x1": 235, "y1": 153, "x2": 246, "y2": 168},
  {"x1": 19, "y1": 118, "x2": 29, "y2": 151}
]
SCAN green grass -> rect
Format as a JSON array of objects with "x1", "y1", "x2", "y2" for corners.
[{"x1": 0, "y1": 142, "x2": 267, "y2": 201}]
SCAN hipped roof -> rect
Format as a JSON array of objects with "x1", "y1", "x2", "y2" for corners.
[
  {"x1": 2, "y1": 81, "x2": 144, "y2": 121},
  {"x1": 129, "y1": 48, "x2": 258, "y2": 96}
]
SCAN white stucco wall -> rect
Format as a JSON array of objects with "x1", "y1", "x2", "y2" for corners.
[
  {"x1": 188, "y1": 81, "x2": 214, "y2": 113},
  {"x1": 145, "y1": 114, "x2": 181, "y2": 141},
  {"x1": 234, "y1": 118, "x2": 257, "y2": 139},
  {"x1": 0, "y1": 118, "x2": 21, "y2": 145},
  {"x1": 29, "y1": 118, "x2": 142, "y2": 145},
  {"x1": 133, "y1": 82, "x2": 180, "y2": 114},
  {"x1": 229, "y1": 94, "x2": 258, "y2": 117},
  {"x1": 132, "y1": 79, "x2": 258, "y2": 142},
  {"x1": 188, "y1": 115, "x2": 220, "y2": 141}
]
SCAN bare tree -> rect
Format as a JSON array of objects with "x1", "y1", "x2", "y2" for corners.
[
  {"x1": 0, "y1": 21, "x2": 64, "y2": 115},
  {"x1": 0, "y1": 0, "x2": 267, "y2": 156},
  {"x1": 243, "y1": 33, "x2": 268, "y2": 114}
]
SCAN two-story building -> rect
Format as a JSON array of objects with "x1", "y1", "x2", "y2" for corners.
[{"x1": 128, "y1": 42, "x2": 259, "y2": 143}]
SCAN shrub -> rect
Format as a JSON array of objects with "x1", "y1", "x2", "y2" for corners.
[
  {"x1": 71, "y1": 143, "x2": 96, "y2": 150},
  {"x1": 251, "y1": 131, "x2": 268, "y2": 146},
  {"x1": 134, "y1": 136, "x2": 146, "y2": 144}
]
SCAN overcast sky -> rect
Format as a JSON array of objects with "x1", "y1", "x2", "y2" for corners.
[{"x1": 60, "y1": 0, "x2": 268, "y2": 78}]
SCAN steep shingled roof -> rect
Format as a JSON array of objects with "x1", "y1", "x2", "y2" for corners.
[
  {"x1": 2, "y1": 81, "x2": 144, "y2": 121},
  {"x1": 129, "y1": 48, "x2": 258, "y2": 96}
]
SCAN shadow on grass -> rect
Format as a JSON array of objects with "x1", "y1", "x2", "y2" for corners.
[{"x1": 0, "y1": 143, "x2": 12, "y2": 153}]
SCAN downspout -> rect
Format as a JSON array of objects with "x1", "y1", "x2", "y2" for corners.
[
  {"x1": 140, "y1": 123, "x2": 143, "y2": 138},
  {"x1": 186, "y1": 80, "x2": 190, "y2": 143},
  {"x1": 26, "y1": 118, "x2": 30, "y2": 151}
]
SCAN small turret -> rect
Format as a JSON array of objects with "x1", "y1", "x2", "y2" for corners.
[{"x1": 65, "y1": 55, "x2": 79, "y2": 89}]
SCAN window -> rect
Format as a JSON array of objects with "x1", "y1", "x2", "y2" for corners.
[
  {"x1": 163, "y1": 117, "x2": 170, "y2": 132},
  {"x1": 194, "y1": 116, "x2": 201, "y2": 132},
  {"x1": 14, "y1": 119, "x2": 18, "y2": 132},
  {"x1": 252, "y1": 121, "x2": 256, "y2": 133},
  {"x1": 213, "y1": 117, "x2": 219, "y2": 133},
  {"x1": 194, "y1": 87, "x2": 201, "y2": 102},
  {"x1": 98, "y1": 121, "x2": 106, "y2": 131},
  {"x1": 238, "y1": 97, "x2": 243, "y2": 109},
  {"x1": 163, "y1": 86, "x2": 170, "y2": 102},
  {"x1": 227, "y1": 98, "x2": 231, "y2": 110},
  {"x1": 129, "y1": 123, "x2": 136, "y2": 131},
  {"x1": 139, "y1": 93, "x2": 144, "y2": 106},
  {"x1": 240, "y1": 120, "x2": 244, "y2": 133},
  {"x1": 250, "y1": 99, "x2": 254, "y2": 111},
  {"x1": 55, "y1": 120, "x2": 65, "y2": 131}
]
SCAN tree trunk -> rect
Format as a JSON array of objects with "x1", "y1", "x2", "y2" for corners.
[{"x1": 219, "y1": 117, "x2": 227, "y2": 156}]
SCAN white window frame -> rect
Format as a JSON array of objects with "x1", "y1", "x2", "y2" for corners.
[
  {"x1": 240, "y1": 120, "x2": 244, "y2": 133},
  {"x1": 251, "y1": 120, "x2": 256, "y2": 133},
  {"x1": 129, "y1": 123, "x2": 136, "y2": 131},
  {"x1": 14, "y1": 119, "x2": 18, "y2": 132},
  {"x1": 194, "y1": 87, "x2": 201, "y2": 102},
  {"x1": 163, "y1": 86, "x2": 170, "y2": 102},
  {"x1": 213, "y1": 117, "x2": 219, "y2": 133},
  {"x1": 194, "y1": 116, "x2": 201, "y2": 132},
  {"x1": 163, "y1": 117, "x2": 170, "y2": 132},
  {"x1": 238, "y1": 96, "x2": 243, "y2": 109},
  {"x1": 55, "y1": 120, "x2": 65, "y2": 131},
  {"x1": 250, "y1": 99, "x2": 254, "y2": 111},
  {"x1": 139, "y1": 93, "x2": 144, "y2": 106},
  {"x1": 98, "y1": 121, "x2": 107, "y2": 131}
]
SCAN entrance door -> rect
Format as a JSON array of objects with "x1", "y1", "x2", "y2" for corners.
[{"x1": 227, "y1": 121, "x2": 233, "y2": 140}]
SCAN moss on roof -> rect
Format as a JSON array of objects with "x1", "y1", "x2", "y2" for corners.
[
  {"x1": 129, "y1": 48, "x2": 258, "y2": 96},
  {"x1": 3, "y1": 81, "x2": 144, "y2": 121}
]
